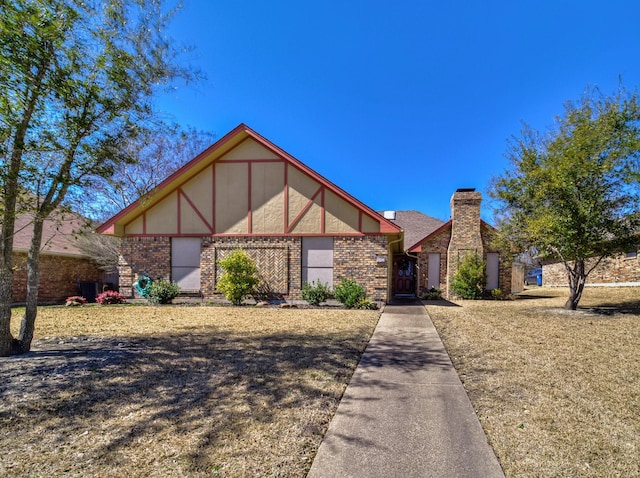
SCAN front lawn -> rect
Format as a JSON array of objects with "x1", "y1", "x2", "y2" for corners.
[
  {"x1": 426, "y1": 287, "x2": 640, "y2": 478},
  {"x1": 1, "y1": 306, "x2": 379, "y2": 477}
]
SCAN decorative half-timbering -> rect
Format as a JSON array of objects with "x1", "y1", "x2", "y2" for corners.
[{"x1": 98, "y1": 124, "x2": 402, "y2": 302}]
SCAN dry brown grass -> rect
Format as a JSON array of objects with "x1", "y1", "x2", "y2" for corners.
[
  {"x1": 426, "y1": 287, "x2": 640, "y2": 478},
  {"x1": 1, "y1": 305, "x2": 379, "y2": 477}
]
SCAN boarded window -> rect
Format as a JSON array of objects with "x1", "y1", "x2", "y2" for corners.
[
  {"x1": 486, "y1": 253, "x2": 500, "y2": 290},
  {"x1": 172, "y1": 238, "x2": 201, "y2": 291},
  {"x1": 427, "y1": 253, "x2": 441, "y2": 290},
  {"x1": 302, "y1": 237, "x2": 334, "y2": 288}
]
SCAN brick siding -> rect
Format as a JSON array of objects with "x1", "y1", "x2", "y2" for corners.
[
  {"x1": 12, "y1": 252, "x2": 102, "y2": 304},
  {"x1": 118, "y1": 234, "x2": 391, "y2": 302},
  {"x1": 416, "y1": 226, "x2": 451, "y2": 294},
  {"x1": 118, "y1": 237, "x2": 171, "y2": 297},
  {"x1": 334, "y1": 235, "x2": 390, "y2": 302},
  {"x1": 543, "y1": 252, "x2": 640, "y2": 286},
  {"x1": 415, "y1": 223, "x2": 512, "y2": 297},
  {"x1": 447, "y1": 191, "x2": 484, "y2": 298},
  {"x1": 201, "y1": 236, "x2": 301, "y2": 299},
  {"x1": 413, "y1": 191, "x2": 512, "y2": 298}
]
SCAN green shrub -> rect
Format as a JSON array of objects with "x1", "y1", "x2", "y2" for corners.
[
  {"x1": 333, "y1": 278, "x2": 366, "y2": 309},
  {"x1": 216, "y1": 248, "x2": 259, "y2": 306},
  {"x1": 422, "y1": 288, "x2": 442, "y2": 300},
  {"x1": 301, "y1": 280, "x2": 332, "y2": 306},
  {"x1": 147, "y1": 279, "x2": 181, "y2": 304},
  {"x1": 451, "y1": 252, "x2": 486, "y2": 299},
  {"x1": 354, "y1": 298, "x2": 378, "y2": 310},
  {"x1": 490, "y1": 288, "x2": 503, "y2": 300}
]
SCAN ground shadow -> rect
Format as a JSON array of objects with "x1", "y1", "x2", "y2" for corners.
[
  {"x1": 582, "y1": 298, "x2": 640, "y2": 316},
  {"x1": 421, "y1": 298, "x2": 461, "y2": 307},
  {"x1": 0, "y1": 326, "x2": 373, "y2": 475}
]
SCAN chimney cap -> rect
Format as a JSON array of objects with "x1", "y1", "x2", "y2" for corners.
[{"x1": 455, "y1": 188, "x2": 476, "y2": 192}]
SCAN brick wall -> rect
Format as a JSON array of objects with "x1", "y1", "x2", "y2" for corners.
[
  {"x1": 480, "y1": 223, "x2": 513, "y2": 295},
  {"x1": 12, "y1": 252, "x2": 102, "y2": 304},
  {"x1": 414, "y1": 193, "x2": 513, "y2": 298},
  {"x1": 201, "y1": 236, "x2": 301, "y2": 299},
  {"x1": 118, "y1": 234, "x2": 391, "y2": 302},
  {"x1": 446, "y1": 190, "x2": 483, "y2": 298},
  {"x1": 334, "y1": 235, "x2": 390, "y2": 302},
  {"x1": 118, "y1": 237, "x2": 171, "y2": 297},
  {"x1": 543, "y1": 252, "x2": 640, "y2": 286},
  {"x1": 416, "y1": 226, "x2": 451, "y2": 294}
]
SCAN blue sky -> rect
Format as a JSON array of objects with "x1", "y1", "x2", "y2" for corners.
[{"x1": 155, "y1": 0, "x2": 640, "y2": 222}]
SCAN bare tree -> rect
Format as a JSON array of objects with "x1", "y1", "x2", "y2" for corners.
[{"x1": 0, "y1": 0, "x2": 200, "y2": 355}]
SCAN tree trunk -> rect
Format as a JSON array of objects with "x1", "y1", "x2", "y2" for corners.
[
  {"x1": 0, "y1": 54, "x2": 51, "y2": 356},
  {"x1": 14, "y1": 215, "x2": 46, "y2": 354},
  {"x1": 0, "y1": 261, "x2": 16, "y2": 356},
  {"x1": 564, "y1": 259, "x2": 586, "y2": 310},
  {"x1": 0, "y1": 176, "x2": 20, "y2": 356}
]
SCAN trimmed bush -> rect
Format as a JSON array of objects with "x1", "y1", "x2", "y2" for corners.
[
  {"x1": 216, "y1": 248, "x2": 259, "y2": 306},
  {"x1": 451, "y1": 252, "x2": 486, "y2": 299},
  {"x1": 422, "y1": 288, "x2": 442, "y2": 300},
  {"x1": 147, "y1": 279, "x2": 181, "y2": 305},
  {"x1": 301, "y1": 280, "x2": 332, "y2": 306},
  {"x1": 96, "y1": 290, "x2": 127, "y2": 305},
  {"x1": 333, "y1": 278, "x2": 366, "y2": 309}
]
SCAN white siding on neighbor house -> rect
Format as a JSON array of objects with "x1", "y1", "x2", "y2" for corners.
[
  {"x1": 486, "y1": 252, "x2": 500, "y2": 290},
  {"x1": 302, "y1": 237, "x2": 334, "y2": 288},
  {"x1": 172, "y1": 237, "x2": 201, "y2": 291}
]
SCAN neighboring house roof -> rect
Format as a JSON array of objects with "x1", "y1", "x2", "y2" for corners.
[
  {"x1": 97, "y1": 123, "x2": 401, "y2": 237},
  {"x1": 13, "y1": 210, "x2": 90, "y2": 257},
  {"x1": 383, "y1": 210, "x2": 445, "y2": 252}
]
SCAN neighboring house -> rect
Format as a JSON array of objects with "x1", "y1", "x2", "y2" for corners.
[
  {"x1": 542, "y1": 241, "x2": 640, "y2": 287},
  {"x1": 12, "y1": 210, "x2": 104, "y2": 303},
  {"x1": 97, "y1": 124, "x2": 512, "y2": 302}
]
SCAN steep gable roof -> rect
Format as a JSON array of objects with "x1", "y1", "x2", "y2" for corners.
[
  {"x1": 407, "y1": 219, "x2": 498, "y2": 252},
  {"x1": 97, "y1": 124, "x2": 401, "y2": 237}
]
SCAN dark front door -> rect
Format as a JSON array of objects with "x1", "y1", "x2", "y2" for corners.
[{"x1": 393, "y1": 255, "x2": 416, "y2": 296}]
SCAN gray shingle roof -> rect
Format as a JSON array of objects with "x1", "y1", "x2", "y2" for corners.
[{"x1": 382, "y1": 210, "x2": 445, "y2": 251}]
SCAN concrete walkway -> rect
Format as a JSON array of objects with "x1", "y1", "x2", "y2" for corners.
[{"x1": 307, "y1": 303, "x2": 504, "y2": 478}]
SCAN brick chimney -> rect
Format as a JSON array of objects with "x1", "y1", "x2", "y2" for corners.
[{"x1": 446, "y1": 188, "x2": 483, "y2": 298}]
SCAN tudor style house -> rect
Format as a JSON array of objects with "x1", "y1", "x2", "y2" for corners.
[{"x1": 98, "y1": 124, "x2": 512, "y2": 302}]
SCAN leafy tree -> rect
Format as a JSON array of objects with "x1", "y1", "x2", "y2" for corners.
[
  {"x1": 450, "y1": 252, "x2": 486, "y2": 299},
  {"x1": 0, "y1": 0, "x2": 198, "y2": 356},
  {"x1": 73, "y1": 125, "x2": 215, "y2": 273},
  {"x1": 491, "y1": 86, "x2": 640, "y2": 310},
  {"x1": 216, "y1": 249, "x2": 259, "y2": 306}
]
